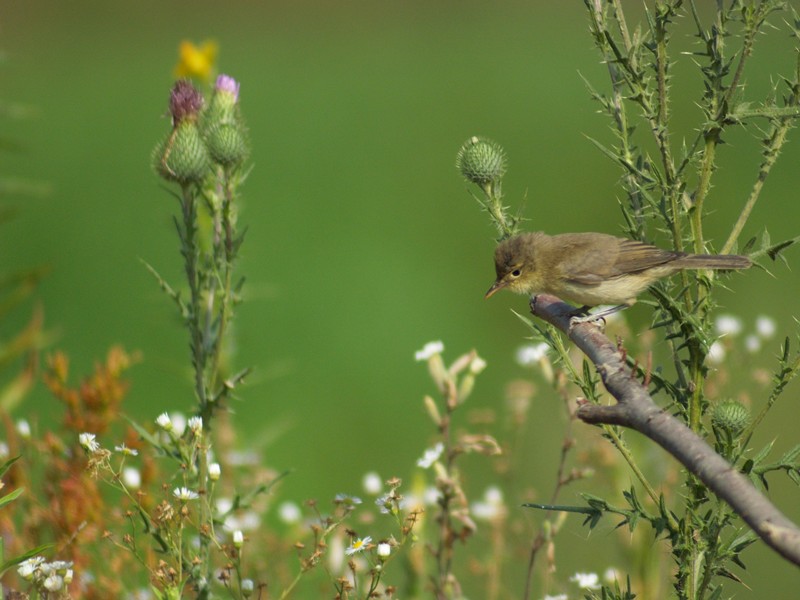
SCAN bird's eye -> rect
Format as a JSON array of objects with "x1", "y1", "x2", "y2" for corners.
[{"x1": 511, "y1": 269, "x2": 521, "y2": 278}]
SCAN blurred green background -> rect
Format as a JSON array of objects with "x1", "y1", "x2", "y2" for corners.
[{"x1": 3, "y1": 0, "x2": 800, "y2": 597}]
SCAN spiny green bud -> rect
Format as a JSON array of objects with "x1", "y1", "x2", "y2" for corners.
[
  {"x1": 456, "y1": 136, "x2": 506, "y2": 187},
  {"x1": 153, "y1": 121, "x2": 210, "y2": 184},
  {"x1": 206, "y1": 122, "x2": 248, "y2": 167},
  {"x1": 203, "y1": 74, "x2": 248, "y2": 167},
  {"x1": 153, "y1": 81, "x2": 210, "y2": 184},
  {"x1": 711, "y1": 399, "x2": 751, "y2": 437},
  {"x1": 207, "y1": 74, "x2": 239, "y2": 122}
]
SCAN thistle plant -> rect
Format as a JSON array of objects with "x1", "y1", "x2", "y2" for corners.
[
  {"x1": 144, "y1": 75, "x2": 250, "y2": 598},
  {"x1": 456, "y1": 137, "x2": 517, "y2": 241},
  {"x1": 460, "y1": 2, "x2": 800, "y2": 598}
]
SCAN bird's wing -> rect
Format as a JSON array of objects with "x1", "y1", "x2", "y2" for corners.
[
  {"x1": 610, "y1": 239, "x2": 683, "y2": 274},
  {"x1": 560, "y1": 236, "x2": 682, "y2": 286}
]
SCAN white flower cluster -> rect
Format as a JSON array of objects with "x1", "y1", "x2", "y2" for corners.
[
  {"x1": 709, "y1": 314, "x2": 777, "y2": 364},
  {"x1": 416, "y1": 442, "x2": 444, "y2": 469},
  {"x1": 415, "y1": 340, "x2": 444, "y2": 361},
  {"x1": 17, "y1": 556, "x2": 74, "y2": 592}
]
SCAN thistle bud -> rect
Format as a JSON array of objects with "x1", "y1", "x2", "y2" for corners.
[
  {"x1": 206, "y1": 122, "x2": 248, "y2": 167},
  {"x1": 208, "y1": 74, "x2": 240, "y2": 119},
  {"x1": 456, "y1": 136, "x2": 506, "y2": 187},
  {"x1": 711, "y1": 399, "x2": 750, "y2": 437},
  {"x1": 204, "y1": 74, "x2": 248, "y2": 167},
  {"x1": 153, "y1": 121, "x2": 210, "y2": 184},
  {"x1": 154, "y1": 81, "x2": 210, "y2": 184}
]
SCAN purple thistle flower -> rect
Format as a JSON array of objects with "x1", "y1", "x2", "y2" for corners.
[
  {"x1": 169, "y1": 80, "x2": 204, "y2": 124},
  {"x1": 215, "y1": 74, "x2": 240, "y2": 103}
]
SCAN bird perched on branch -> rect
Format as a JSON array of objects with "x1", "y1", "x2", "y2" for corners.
[{"x1": 486, "y1": 231, "x2": 751, "y2": 320}]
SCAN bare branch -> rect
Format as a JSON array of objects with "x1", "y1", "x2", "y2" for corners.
[{"x1": 530, "y1": 293, "x2": 800, "y2": 568}]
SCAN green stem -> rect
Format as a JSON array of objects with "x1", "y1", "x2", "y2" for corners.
[
  {"x1": 549, "y1": 329, "x2": 678, "y2": 531},
  {"x1": 209, "y1": 169, "x2": 235, "y2": 395},
  {"x1": 181, "y1": 185, "x2": 209, "y2": 411},
  {"x1": 720, "y1": 127, "x2": 785, "y2": 255},
  {"x1": 690, "y1": 135, "x2": 716, "y2": 255},
  {"x1": 197, "y1": 439, "x2": 211, "y2": 594},
  {"x1": 482, "y1": 182, "x2": 514, "y2": 239}
]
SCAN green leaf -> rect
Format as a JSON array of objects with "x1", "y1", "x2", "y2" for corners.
[
  {"x1": 779, "y1": 443, "x2": 800, "y2": 464},
  {"x1": 125, "y1": 416, "x2": 168, "y2": 452},
  {"x1": 0, "y1": 486, "x2": 23, "y2": 510},
  {"x1": 0, "y1": 455, "x2": 20, "y2": 478},
  {"x1": 522, "y1": 502, "x2": 598, "y2": 515},
  {"x1": 751, "y1": 440, "x2": 775, "y2": 465},
  {"x1": 0, "y1": 543, "x2": 54, "y2": 577},
  {"x1": 140, "y1": 258, "x2": 188, "y2": 318}
]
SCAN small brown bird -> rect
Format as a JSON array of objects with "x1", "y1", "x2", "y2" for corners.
[{"x1": 486, "y1": 232, "x2": 751, "y2": 316}]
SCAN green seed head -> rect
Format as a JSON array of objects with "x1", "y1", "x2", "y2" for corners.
[
  {"x1": 456, "y1": 136, "x2": 507, "y2": 186},
  {"x1": 711, "y1": 399, "x2": 751, "y2": 437},
  {"x1": 153, "y1": 121, "x2": 211, "y2": 184},
  {"x1": 206, "y1": 122, "x2": 249, "y2": 167}
]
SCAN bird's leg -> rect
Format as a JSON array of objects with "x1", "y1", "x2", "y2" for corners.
[{"x1": 569, "y1": 304, "x2": 630, "y2": 327}]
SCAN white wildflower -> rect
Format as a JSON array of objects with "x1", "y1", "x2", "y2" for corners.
[
  {"x1": 417, "y1": 442, "x2": 444, "y2": 468},
  {"x1": 745, "y1": 335, "x2": 761, "y2": 353},
  {"x1": 233, "y1": 530, "x2": 244, "y2": 548},
  {"x1": 415, "y1": 340, "x2": 444, "y2": 361},
  {"x1": 43, "y1": 573, "x2": 64, "y2": 591},
  {"x1": 570, "y1": 572, "x2": 601, "y2": 589},
  {"x1": 79, "y1": 432, "x2": 100, "y2": 452},
  {"x1": 756, "y1": 315, "x2": 776, "y2": 339},
  {"x1": 362, "y1": 471, "x2": 382, "y2": 495},
  {"x1": 173, "y1": 487, "x2": 199, "y2": 501},
  {"x1": 170, "y1": 412, "x2": 187, "y2": 436},
  {"x1": 188, "y1": 416, "x2": 203, "y2": 434},
  {"x1": 122, "y1": 467, "x2": 141, "y2": 489},
  {"x1": 707, "y1": 341, "x2": 726, "y2": 365},
  {"x1": 278, "y1": 501, "x2": 301, "y2": 524},
  {"x1": 469, "y1": 355, "x2": 487, "y2": 374},
  {"x1": 345, "y1": 536, "x2": 372, "y2": 556},
  {"x1": 156, "y1": 412, "x2": 172, "y2": 431},
  {"x1": 115, "y1": 443, "x2": 138, "y2": 456},
  {"x1": 715, "y1": 314, "x2": 742, "y2": 336},
  {"x1": 516, "y1": 342, "x2": 549, "y2": 366},
  {"x1": 16, "y1": 419, "x2": 31, "y2": 438},
  {"x1": 471, "y1": 485, "x2": 506, "y2": 521},
  {"x1": 17, "y1": 556, "x2": 45, "y2": 580},
  {"x1": 377, "y1": 542, "x2": 391, "y2": 558}
]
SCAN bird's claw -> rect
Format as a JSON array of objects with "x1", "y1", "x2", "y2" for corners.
[{"x1": 569, "y1": 312, "x2": 607, "y2": 331}]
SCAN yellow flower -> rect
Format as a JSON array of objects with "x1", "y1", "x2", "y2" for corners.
[{"x1": 174, "y1": 40, "x2": 218, "y2": 83}]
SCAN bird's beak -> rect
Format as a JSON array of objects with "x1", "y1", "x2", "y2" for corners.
[{"x1": 484, "y1": 280, "x2": 506, "y2": 299}]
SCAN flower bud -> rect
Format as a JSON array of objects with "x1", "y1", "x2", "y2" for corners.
[
  {"x1": 154, "y1": 82, "x2": 210, "y2": 184},
  {"x1": 456, "y1": 136, "x2": 506, "y2": 187},
  {"x1": 153, "y1": 121, "x2": 210, "y2": 184},
  {"x1": 377, "y1": 542, "x2": 391, "y2": 559},
  {"x1": 711, "y1": 399, "x2": 750, "y2": 437},
  {"x1": 208, "y1": 74, "x2": 240, "y2": 119},
  {"x1": 233, "y1": 530, "x2": 244, "y2": 548},
  {"x1": 204, "y1": 75, "x2": 248, "y2": 167},
  {"x1": 205, "y1": 122, "x2": 248, "y2": 167}
]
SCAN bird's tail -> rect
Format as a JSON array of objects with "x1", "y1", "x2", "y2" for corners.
[{"x1": 673, "y1": 254, "x2": 752, "y2": 270}]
